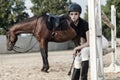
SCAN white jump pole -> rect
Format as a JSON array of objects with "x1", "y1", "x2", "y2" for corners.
[
  {"x1": 88, "y1": 0, "x2": 97, "y2": 79},
  {"x1": 88, "y1": 0, "x2": 105, "y2": 80},
  {"x1": 104, "y1": 5, "x2": 120, "y2": 73}
]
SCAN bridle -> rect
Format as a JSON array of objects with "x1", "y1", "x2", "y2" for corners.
[
  {"x1": 7, "y1": 17, "x2": 40, "y2": 53},
  {"x1": 7, "y1": 32, "x2": 15, "y2": 44}
]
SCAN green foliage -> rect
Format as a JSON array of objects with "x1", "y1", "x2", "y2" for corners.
[
  {"x1": 30, "y1": 0, "x2": 69, "y2": 16},
  {"x1": 84, "y1": 6, "x2": 88, "y2": 22},
  {"x1": 0, "y1": 28, "x2": 6, "y2": 35},
  {"x1": 0, "y1": 0, "x2": 29, "y2": 35},
  {"x1": 84, "y1": 0, "x2": 120, "y2": 38},
  {"x1": 102, "y1": 0, "x2": 120, "y2": 38}
]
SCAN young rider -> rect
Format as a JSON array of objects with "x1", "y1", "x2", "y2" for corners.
[
  {"x1": 68, "y1": 3, "x2": 89, "y2": 80},
  {"x1": 68, "y1": 3, "x2": 109, "y2": 80}
]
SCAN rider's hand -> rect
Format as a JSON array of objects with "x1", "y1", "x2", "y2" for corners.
[
  {"x1": 73, "y1": 47, "x2": 81, "y2": 58},
  {"x1": 73, "y1": 52, "x2": 77, "y2": 58},
  {"x1": 77, "y1": 52, "x2": 81, "y2": 56},
  {"x1": 73, "y1": 48, "x2": 76, "y2": 55}
]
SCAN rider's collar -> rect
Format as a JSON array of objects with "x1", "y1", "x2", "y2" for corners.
[{"x1": 74, "y1": 19, "x2": 79, "y2": 26}]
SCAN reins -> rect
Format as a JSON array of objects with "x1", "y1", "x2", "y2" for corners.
[
  {"x1": 12, "y1": 16, "x2": 40, "y2": 53},
  {"x1": 12, "y1": 35, "x2": 37, "y2": 53}
]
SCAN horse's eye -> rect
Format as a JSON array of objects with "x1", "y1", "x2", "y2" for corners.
[
  {"x1": 6, "y1": 34, "x2": 9, "y2": 38},
  {"x1": 6, "y1": 35, "x2": 8, "y2": 38}
]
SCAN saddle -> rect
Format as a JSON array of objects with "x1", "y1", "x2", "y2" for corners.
[{"x1": 46, "y1": 13, "x2": 68, "y2": 30}]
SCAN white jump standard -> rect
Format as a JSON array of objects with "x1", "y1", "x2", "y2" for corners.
[
  {"x1": 88, "y1": 0, "x2": 120, "y2": 80},
  {"x1": 88, "y1": 0, "x2": 104, "y2": 80},
  {"x1": 104, "y1": 5, "x2": 120, "y2": 73}
]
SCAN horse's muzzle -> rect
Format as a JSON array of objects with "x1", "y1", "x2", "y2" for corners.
[{"x1": 7, "y1": 47, "x2": 13, "y2": 51}]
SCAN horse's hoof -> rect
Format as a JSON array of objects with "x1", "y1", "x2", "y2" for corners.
[
  {"x1": 44, "y1": 69, "x2": 49, "y2": 73},
  {"x1": 41, "y1": 68, "x2": 44, "y2": 71},
  {"x1": 41, "y1": 68, "x2": 49, "y2": 73},
  {"x1": 41, "y1": 69, "x2": 49, "y2": 73}
]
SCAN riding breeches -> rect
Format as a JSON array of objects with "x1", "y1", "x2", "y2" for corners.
[
  {"x1": 72, "y1": 36, "x2": 109, "y2": 80},
  {"x1": 74, "y1": 47, "x2": 89, "y2": 69},
  {"x1": 74, "y1": 35, "x2": 109, "y2": 67}
]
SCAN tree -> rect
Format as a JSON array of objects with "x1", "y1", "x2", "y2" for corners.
[
  {"x1": 0, "y1": 0, "x2": 29, "y2": 35},
  {"x1": 102, "y1": 0, "x2": 120, "y2": 38},
  {"x1": 84, "y1": 0, "x2": 120, "y2": 38},
  {"x1": 84, "y1": 7, "x2": 88, "y2": 21},
  {"x1": 30, "y1": 0, "x2": 69, "y2": 16}
]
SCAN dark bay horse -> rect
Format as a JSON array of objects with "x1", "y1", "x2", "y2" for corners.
[{"x1": 6, "y1": 14, "x2": 80, "y2": 72}]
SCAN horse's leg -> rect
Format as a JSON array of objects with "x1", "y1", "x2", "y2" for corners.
[
  {"x1": 40, "y1": 48, "x2": 49, "y2": 72},
  {"x1": 40, "y1": 40, "x2": 49, "y2": 72}
]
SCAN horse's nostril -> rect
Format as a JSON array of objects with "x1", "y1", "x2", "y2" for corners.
[{"x1": 7, "y1": 47, "x2": 12, "y2": 51}]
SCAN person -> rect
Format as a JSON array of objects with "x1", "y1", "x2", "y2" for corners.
[
  {"x1": 68, "y1": 3, "x2": 89, "y2": 80},
  {"x1": 68, "y1": 3, "x2": 109, "y2": 80}
]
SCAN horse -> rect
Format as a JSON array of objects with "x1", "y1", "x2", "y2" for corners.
[{"x1": 6, "y1": 13, "x2": 80, "y2": 72}]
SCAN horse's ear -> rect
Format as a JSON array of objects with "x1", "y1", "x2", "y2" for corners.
[{"x1": 3, "y1": 26, "x2": 9, "y2": 32}]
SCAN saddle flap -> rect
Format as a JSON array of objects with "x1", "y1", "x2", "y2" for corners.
[{"x1": 47, "y1": 13, "x2": 68, "y2": 30}]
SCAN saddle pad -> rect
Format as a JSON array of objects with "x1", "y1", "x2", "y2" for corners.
[{"x1": 46, "y1": 14, "x2": 68, "y2": 31}]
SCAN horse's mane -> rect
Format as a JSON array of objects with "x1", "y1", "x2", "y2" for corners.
[
  {"x1": 15, "y1": 13, "x2": 72, "y2": 25},
  {"x1": 16, "y1": 14, "x2": 47, "y2": 25},
  {"x1": 11, "y1": 13, "x2": 72, "y2": 30},
  {"x1": 19, "y1": 16, "x2": 38, "y2": 23}
]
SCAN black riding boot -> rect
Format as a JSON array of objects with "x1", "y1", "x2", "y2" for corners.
[
  {"x1": 71, "y1": 68, "x2": 80, "y2": 80},
  {"x1": 81, "y1": 60, "x2": 89, "y2": 80},
  {"x1": 71, "y1": 56, "x2": 81, "y2": 80}
]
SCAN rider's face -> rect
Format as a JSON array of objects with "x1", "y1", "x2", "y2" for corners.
[{"x1": 69, "y1": 11, "x2": 80, "y2": 22}]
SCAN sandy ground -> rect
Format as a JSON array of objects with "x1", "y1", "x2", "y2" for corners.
[{"x1": 0, "y1": 48, "x2": 120, "y2": 80}]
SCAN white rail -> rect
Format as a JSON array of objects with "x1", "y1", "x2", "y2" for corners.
[
  {"x1": 88, "y1": 0, "x2": 105, "y2": 80},
  {"x1": 88, "y1": 0, "x2": 119, "y2": 80},
  {"x1": 104, "y1": 5, "x2": 120, "y2": 73}
]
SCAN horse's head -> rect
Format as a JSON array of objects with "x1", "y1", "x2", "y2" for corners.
[{"x1": 6, "y1": 31, "x2": 18, "y2": 51}]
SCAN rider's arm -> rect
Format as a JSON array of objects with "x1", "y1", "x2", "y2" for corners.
[{"x1": 74, "y1": 31, "x2": 89, "y2": 52}]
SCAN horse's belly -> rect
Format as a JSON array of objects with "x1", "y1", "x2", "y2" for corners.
[{"x1": 53, "y1": 30, "x2": 76, "y2": 42}]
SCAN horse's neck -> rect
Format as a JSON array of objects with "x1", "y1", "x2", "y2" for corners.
[{"x1": 13, "y1": 22, "x2": 36, "y2": 35}]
